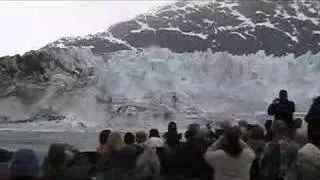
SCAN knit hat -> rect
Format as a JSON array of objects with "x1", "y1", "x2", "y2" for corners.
[{"x1": 10, "y1": 149, "x2": 40, "y2": 178}]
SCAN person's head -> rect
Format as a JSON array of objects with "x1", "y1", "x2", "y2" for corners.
[
  {"x1": 107, "y1": 132, "x2": 124, "y2": 152},
  {"x1": 293, "y1": 118, "x2": 302, "y2": 129},
  {"x1": 272, "y1": 120, "x2": 288, "y2": 140},
  {"x1": 124, "y1": 132, "x2": 135, "y2": 145},
  {"x1": 264, "y1": 120, "x2": 273, "y2": 130},
  {"x1": 136, "y1": 131, "x2": 147, "y2": 144},
  {"x1": 46, "y1": 144, "x2": 67, "y2": 168},
  {"x1": 99, "y1": 129, "x2": 111, "y2": 145},
  {"x1": 221, "y1": 126, "x2": 243, "y2": 157},
  {"x1": 0, "y1": 148, "x2": 13, "y2": 163},
  {"x1": 313, "y1": 96, "x2": 320, "y2": 105},
  {"x1": 238, "y1": 120, "x2": 248, "y2": 128},
  {"x1": 200, "y1": 127, "x2": 215, "y2": 145},
  {"x1": 149, "y1": 129, "x2": 160, "y2": 138},
  {"x1": 206, "y1": 123, "x2": 212, "y2": 130},
  {"x1": 168, "y1": 121, "x2": 177, "y2": 132},
  {"x1": 166, "y1": 123, "x2": 182, "y2": 147},
  {"x1": 185, "y1": 123, "x2": 201, "y2": 141},
  {"x1": 250, "y1": 125, "x2": 265, "y2": 140},
  {"x1": 43, "y1": 144, "x2": 77, "y2": 180},
  {"x1": 238, "y1": 120, "x2": 249, "y2": 141},
  {"x1": 279, "y1": 90, "x2": 288, "y2": 101},
  {"x1": 10, "y1": 149, "x2": 39, "y2": 180}
]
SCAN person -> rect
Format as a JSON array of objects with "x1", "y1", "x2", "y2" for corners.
[
  {"x1": 0, "y1": 148, "x2": 13, "y2": 163},
  {"x1": 135, "y1": 147, "x2": 161, "y2": 178},
  {"x1": 206, "y1": 123, "x2": 217, "y2": 142},
  {"x1": 200, "y1": 127, "x2": 216, "y2": 146},
  {"x1": 163, "y1": 122, "x2": 182, "y2": 176},
  {"x1": 238, "y1": 120, "x2": 249, "y2": 142},
  {"x1": 259, "y1": 120, "x2": 299, "y2": 180},
  {"x1": 163, "y1": 122, "x2": 181, "y2": 149},
  {"x1": 146, "y1": 129, "x2": 164, "y2": 148},
  {"x1": 268, "y1": 90, "x2": 295, "y2": 128},
  {"x1": 97, "y1": 129, "x2": 111, "y2": 156},
  {"x1": 264, "y1": 120, "x2": 273, "y2": 142},
  {"x1": 63, "y1": 152, "x2": 96, "y2": 180},
  {"x1": 124, "y1": 132, "x2": 135, "y2": 146},
  {"x1": 106, "y1": 132, "x2": 125, "y2": 155},
  {"x1": 9, "y1": 149, "x2": 40, "y2": 180},
  {"x1": 149, "y1": 129, "x2": 160, "y2": 138},
  {"x1": 42, "y1": 143, "x2": 78, "y2": 180},
  {"x1": 247, "y1": 125, "x2": 266, "y2": 180},
  {"x1": 293, "y1": 118, "x2": 307, "y2": 147},
  {"x1": 136, "y1": 131, "x2": 147, "y2": 146},
  {"x1": 296, "y1": 120, "x2": 320, "y2": 180},
  {"x1": 169, "y1": 123, "x2": 203, "y2": 178},
  {"x1": 135, "y1": 130, "x2": 161, "y2": 178},
  {"x1": 95, "y1": 132, "x2": 126, "y2": 179},
  {"x1": 146, "y1": 129, "x2": 167, "y2": 175},
  {"x1": 248, "y1": 125, "x2": 266, "y2": 154},
  {"x1": 305, "y1": 96, "x2": 320, "y2": 124},
  {"x1": 0, "y1": 149, "x2": 13, "y2": 180},
  {"x1": 99, "y1": 131, "x2": 160, "y2": 180},
  {"x1": 205, "y1": 125, "x2": 255, "y2": 180}
]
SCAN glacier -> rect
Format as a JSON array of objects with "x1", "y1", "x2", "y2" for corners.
[{"x1": 0, "y1": 47, "x2": 319, "y2": 131}]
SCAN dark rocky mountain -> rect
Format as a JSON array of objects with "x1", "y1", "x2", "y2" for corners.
[
  {"x1": 0, "y1": 0, "x2": 320, "y2": 122},
  {"x1": 45, "y1": 0, "x2": 320, "y2": 57}
]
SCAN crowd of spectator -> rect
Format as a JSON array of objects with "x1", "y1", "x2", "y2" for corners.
[{"x1": 0, "y1": 92, "x2": 319, "y2": 180}]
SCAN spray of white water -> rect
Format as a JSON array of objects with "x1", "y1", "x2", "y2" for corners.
[{"x1": 0, "y1": 48, "x2": 319, "y2": 131}]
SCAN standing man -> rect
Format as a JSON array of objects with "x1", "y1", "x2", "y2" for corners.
[{"x1": 268, "y1": 90, "x2": 295, "y2": 128}]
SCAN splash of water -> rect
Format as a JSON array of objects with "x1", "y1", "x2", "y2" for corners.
[{"x1": 0, "y1": 48, "x2": 319, "y2": 131}]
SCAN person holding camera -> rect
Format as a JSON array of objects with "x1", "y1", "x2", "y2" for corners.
[
  {"x1": 205, "y1": 125, "x2": 255, "y2": 180},
  {"x1": 268, "y1": 90, "x2": 295, "y2": 128}
]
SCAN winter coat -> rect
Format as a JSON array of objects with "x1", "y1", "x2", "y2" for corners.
[
  {"x1": 135, "y1": 145, "x2": 161, "y2": 177},
  {"x1": 170, "y1": 140, "x2": 212, "y2": 180},
  {"x1": 297, "y1": 143, "x2": 320, "y2": 180},
  {"x1": 305, "y1": 103, "x2": 320, "y2": 123},
  {"x1": 205, "y1": 147, "x2": 255, "y2": 180},
  {"x1": 247, "y1": 139, "x2": 266, "y2": 180},
  {"x1": 268, "y1": 100, "x2": 295, "y2": 126}
]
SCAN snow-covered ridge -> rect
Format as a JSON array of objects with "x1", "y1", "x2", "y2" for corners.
[{"x1": 45, "y1": 0, "x2": 320, "y2": 57}]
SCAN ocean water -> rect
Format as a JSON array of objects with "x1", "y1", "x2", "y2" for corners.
[{"x1": 0, "y1": 131, "x2": 100, "y2": 165}]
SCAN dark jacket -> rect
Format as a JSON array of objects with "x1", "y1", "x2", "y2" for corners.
[
  {"x1": 168, "y1": 140, "x2": 212, "y2": 180},
  {"x1": 305, "y1": 102, "x2": 320, "y2": 124},
  {"x1": 260, "y1": 139, "x2": 299, "y2": 180},
  {"x1": 248, "y1": 139, "x2": 266, "y2": 180},
  {"x1": 95, "y1": 145, "x2": 145, "y2": 180},
  {"x1": 268, "y1": 99, "x2": 295, "y2": 126},
  {"x1": 163, "y1": 131, "x2": 181, "y2": 149}
]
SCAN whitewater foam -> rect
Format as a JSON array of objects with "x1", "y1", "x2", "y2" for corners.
[{"x1": 1, "y1": 48, "x2": 319, "y2": 131}]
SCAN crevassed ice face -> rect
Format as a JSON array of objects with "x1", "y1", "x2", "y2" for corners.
[{"x1": 125, "y1": 106, "x2": 138, "y2": 116}]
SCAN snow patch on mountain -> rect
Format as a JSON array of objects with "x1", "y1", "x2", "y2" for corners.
[{"x1": 44, "y1": 0, "x2": 320, "y2": 57}]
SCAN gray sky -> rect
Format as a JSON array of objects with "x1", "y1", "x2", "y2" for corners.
[{"x1": 0, "y1": 1, "x2": 170, "y2": 56}]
